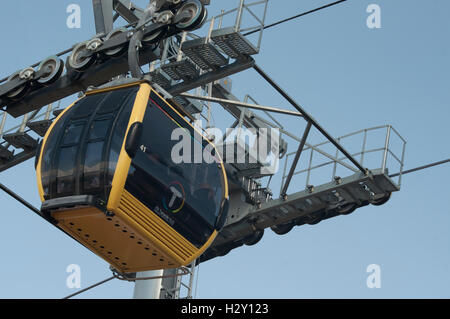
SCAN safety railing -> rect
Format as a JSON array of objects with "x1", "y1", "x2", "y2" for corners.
[
  {"x1": 280, "y1": 125, "x2": 406, "y2": 194},
  {"x1": 208, "y1": 0, "x2": 269, "y2": 52},
  {"x1": 154, "y1": 0, "x2": 269, "y2": 72},
  {"x1": 0, "y1": 103, "x2": 61, "y2": 145}
]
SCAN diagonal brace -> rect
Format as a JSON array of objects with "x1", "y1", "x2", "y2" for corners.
[
  {"x1": 253, "y1": 64, "x2": 367, "y2": 174},
  {"x1": 92, "y1": 0, "x2": 114, "y2": 35},
  {"x1": 281, "y1": 122, "x2": 312, "y2": 196}
]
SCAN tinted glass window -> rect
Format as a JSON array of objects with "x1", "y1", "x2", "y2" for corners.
[
  {"x1": 71, "y1": 94, "x2": 105, "y2": 120},
  {"x1": 107, "y1": 95, "x2": 135, "y2": 186},
  {"x1": 62, "y1": 122, "x2": 84, "y2": 145},
  {"x1": 84, "y1": 141, "x2": 104, "y2": 190},
  {"x1": 41, "y1": 107, "x2": 75, "y2": 198},
  {"x1": 88, "y1": 119, "x2": 111, "y2": 140},
  {"x1": 125, "y1": 93, "x2": 225, "y2": 247},
  {"x1": 97, "y1": 89, "x2": 134, "y2": 114},
  {"x1": 41, "y1": 85, "x2": 140, "y2": 199},
  {"x1": 56, "y1": 146, "x2": 78, "y2": 194}
]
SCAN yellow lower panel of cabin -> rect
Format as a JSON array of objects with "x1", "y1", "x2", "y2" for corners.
[
  {"x1": 52, "y1": 205, "x2": 184, "y2": 273},
  {"x1": 51, "y1": 189, "x2": 213, "y2": 273}
]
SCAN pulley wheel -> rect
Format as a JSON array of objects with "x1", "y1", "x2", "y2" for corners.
[
  {"x1": 142, "y1": 29, "x2": 165, "y2": 46},
  {"x1": 68, "y1": 42, "x2": 96, "y2": 71},
  {"x1": 5, "y1": 71, "x2": 30, "y2": 100},
  {"x1": 337, "y1": 203, "x2": 357, "y2": 215},
  {"x1": 371, "y1": 192, "x2": 391, "y2": 206},
  {"x1": 103, "y1": 28, "x2": 128, "y2": 58},
  {"x1": 37, "y1": 56, "x2": 64, "y2": 85},
  {"x1": 217, "y1": 245, "x2": 232, "y2": 257},
  {"x1": 271, "y1": 222, "x2": 294, "y2": 235},
  {"x1": 307, "y1": 211, "x2": 327, "y2": 225},
  {"x1": 175, "y1": 0, "x2": 206, "y2": 31},
  {"x1": 244, "y1": 229, "x2": 264, "y2": 246}
]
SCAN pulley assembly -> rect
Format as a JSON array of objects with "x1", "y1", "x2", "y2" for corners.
[{"x1": 0, "y1": 0, "x2": 208, "y2": 108}]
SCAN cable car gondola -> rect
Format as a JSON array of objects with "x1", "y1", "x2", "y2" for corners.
[{"x1": 36, "y1": 80, "x2": 229, "y2": 273}]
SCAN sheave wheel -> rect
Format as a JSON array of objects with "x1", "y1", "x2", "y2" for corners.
[
  {"x1": 337, "y1": 203, "x2": 357, "y2": 216},
  {"x1": 103, "y1": 28, "x2": 128, "y2": 58},
  {"x1": 37, "y1": 56, "x2": 64, "y2": 85},
  {"x1": 244, "y1": 229, "x2": 264, "y2": 246},
  {"x1": 371, "y1": 193, "x2": 392, "y2": 206},
  {"x1": 271, "y1": 222, "x2": 294, "y2": 235},
  {"x1": 5, "y1": 71, "x2": 31, "y2": 100},
  {"x1": 175, "y1": 0, "x2": 206, "y2": 31},
  {"x1": 68, "y1": 42, "x2": 96, "y2": 71}
]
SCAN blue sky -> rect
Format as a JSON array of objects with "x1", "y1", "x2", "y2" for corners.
[{"x1": 0, "y1": 0, "x2": 449, "y2": 298}]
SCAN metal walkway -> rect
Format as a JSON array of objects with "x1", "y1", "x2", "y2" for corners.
[{"x1": 200, "y1": 125, "x2": 406, "y2": 262}]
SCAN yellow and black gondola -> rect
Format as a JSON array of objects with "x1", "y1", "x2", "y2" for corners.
[{"x1": 36, "y1": 81, "x2": 229, "y2": 273}]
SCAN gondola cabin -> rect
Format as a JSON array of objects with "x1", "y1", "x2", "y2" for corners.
[{"x1": 36, "y1": 81, "x2": 229, "y2": 273}]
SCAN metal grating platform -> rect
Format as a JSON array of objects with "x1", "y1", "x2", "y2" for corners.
[
  {"x1": 3, "y1": 132, "x2": 38, "y2": 150},
  {"x1": 161, "y1": 59, "x2": 199, "y2": 82},
  {"x1": 53, "y1": 109, "x2": 64, "y2": 117},
  {"x1": 211, "y1": 27, "x2": 259, "y2": 59},
  {"x1": 201, "y1": 169, "x2": 400, "y2": 263},
  {"x1": 172, "y1": 95, "x2": 204, "y2": 115},
  {"x1": 0, "y1": 145, "x2": 14, "y2": 163},
  {"x1": 149, "y1": 70, "x2": 172, "y2": 90},
  {"x1": 182, "y1": 38, "x2": 229, "y2": 71},
  {"x1": 27, "y1": 119, "x2": 53, "y2": 137}
]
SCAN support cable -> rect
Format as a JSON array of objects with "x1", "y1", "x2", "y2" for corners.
[
  {"x1": 390, "y1": 158, "x2": 450, "y2": 178},
  {"x1": 244, "y1": 0, "x2": 348, "y2": 36},
  {"x1": 0, "y1": 182, "x2": 44, "y2": 218},
  {"x1": 0, "y1": 182, "x2": 118, "y2": 299},
  {"x1": 62, "y1": 276, "x2": 116, "y2": 299},
  {"x1": 63, "y1": 266, "x2": 192, "y2": 299}
]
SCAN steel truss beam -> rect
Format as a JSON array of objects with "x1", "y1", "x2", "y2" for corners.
[
  {"x1": 113, "y1": 0, "x2": 142, "y2": 24},
  {"x1": 93, "y1": 0, "x2": 114, "y2": 35},
  {"x1": 179, "y1": 93, "x2": 303, "y2": 117},
  {"x1": 168, "y1": 58, "x2": 256, "y2": 96},
  {"x1": 201, "y1": 168, "x2": 399, "y2": 263},
  {"x1": 281, "y1": 122, "x2": 312, "y2": 196},
  {"x1": 253, "y1": 64, "x2": 367, "y2": 175}
]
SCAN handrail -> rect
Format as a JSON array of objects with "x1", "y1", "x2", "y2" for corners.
[{"x1": 280, "y1": 125, "x2": 406, "y2": 194}]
